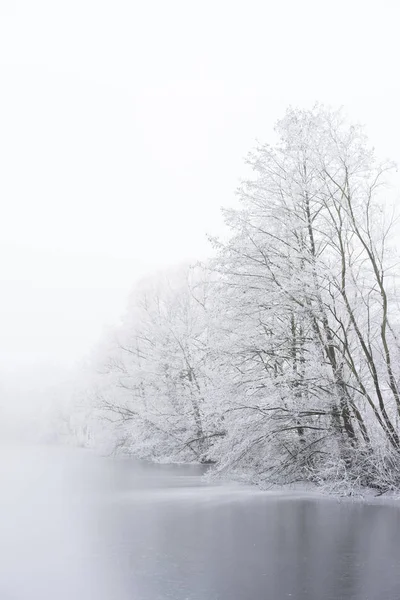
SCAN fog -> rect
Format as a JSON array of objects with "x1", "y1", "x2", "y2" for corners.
[
  {"x1": 3, "y1": 3, "x2": 400, "y2": 599},
  {"x1": 1, "y1": 0, "x2": 400, "y2": 428}
]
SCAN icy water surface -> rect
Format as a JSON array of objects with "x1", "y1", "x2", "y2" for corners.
[{"x1": 0, "y1": 445, "x2": 400, "y2": 600}]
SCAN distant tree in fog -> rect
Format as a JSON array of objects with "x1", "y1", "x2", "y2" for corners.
[{"x1": 90, "y1": 265, "x2": 225, "y2": 461}]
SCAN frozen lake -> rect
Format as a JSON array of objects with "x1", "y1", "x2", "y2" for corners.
[{"x1": 1, "y1": 446, "x2": 400, "y2": 599}]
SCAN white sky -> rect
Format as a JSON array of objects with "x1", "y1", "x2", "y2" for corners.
[{"x1": 1, "y1": 0, "x2": 400, "y2": 399}]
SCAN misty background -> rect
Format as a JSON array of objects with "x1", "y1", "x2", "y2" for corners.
[{"x1": 1, "y1": 0, "x2": 400, "y2": 433}]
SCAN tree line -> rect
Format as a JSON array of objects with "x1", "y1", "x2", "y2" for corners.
[{"x1": 59, "y1": 106, "x2": 400, "y2": 494}]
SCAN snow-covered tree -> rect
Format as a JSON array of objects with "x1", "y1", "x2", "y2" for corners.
[
  {"x1": 65, "y1": 105, "x2": 400, "y2": 494},
  {"x1": 209, "y1": 106, "x2": 400, "y2": 489},
  {"x1": 89, "y1": 265, "x2": 225, "y2": 462}
]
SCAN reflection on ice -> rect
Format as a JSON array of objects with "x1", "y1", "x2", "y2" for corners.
[{"x1": 1, "y1": 446, "x2": 400, "y2": 600}]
